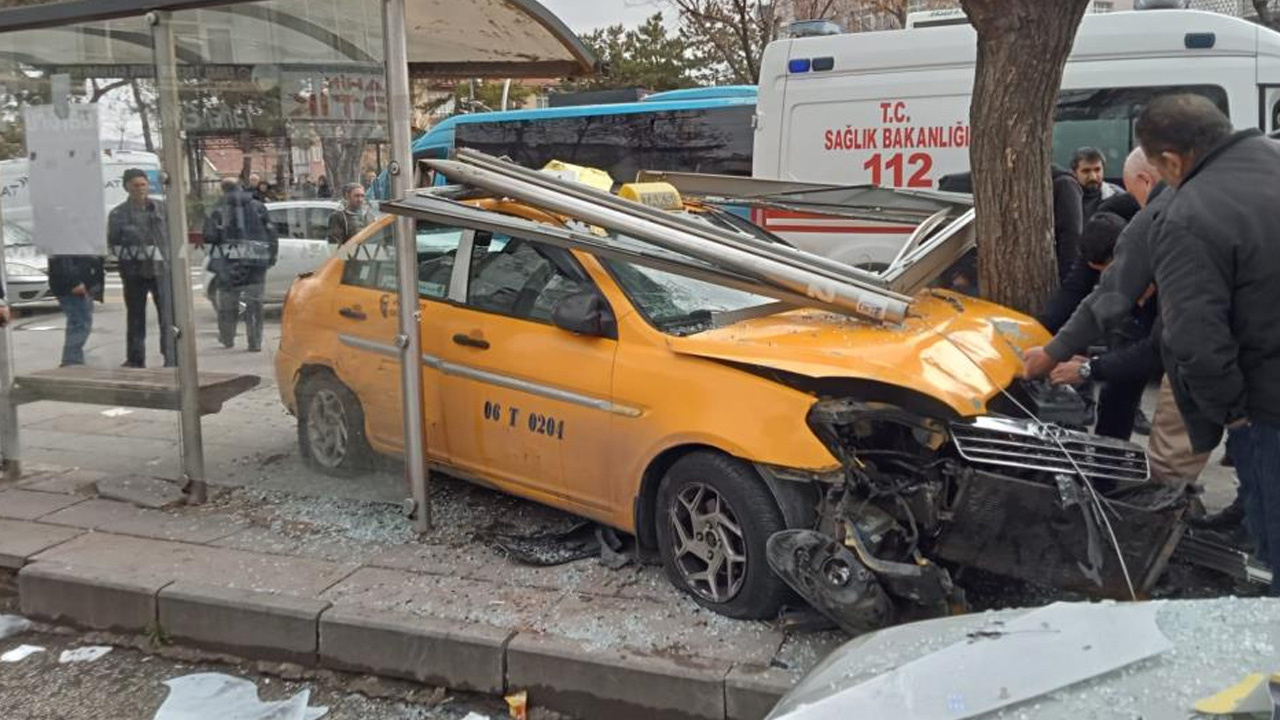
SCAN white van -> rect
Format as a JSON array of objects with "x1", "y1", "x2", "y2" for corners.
[
  {"x1": 753, "y1": 10, "x2": 1280, "y2": 266},
  {"x1": 0, "y1": 149, "x2": 163, "y2": 234}
]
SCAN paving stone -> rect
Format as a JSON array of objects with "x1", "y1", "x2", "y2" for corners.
[
  {"x1": 95, "y1": 475, "x2": 186, "y2": 509},
  {"x1": 19, "y1": 468, "x2": 113, "y2": 495},
  {"x1": 0, "y1": 489, "x2": 87, "y2": 520},
  {"x1": 33, "y1": 532, "x2": 359, "y2": 596},
  {"x1": 725, "y1": 664, "x2": 796, "y2": 720},
  {"x1": 532, "y1": 592, "x2": 784, "y2": 666},
  {"x1": 368, "y1": 542, "x2": 492, "y2": 576},
  {"x1": 211, "y1": 526, "x2": 392, "y2": 565},
  {"x1": 506, "y1": 631, "x2": 732, "y2": 720},
  {"x1": 320, "y1": 604, "x2": 512, "y2": 694},
  {"x1": 38, "y1": 498, "x2": 247, "y2": 543},
  {"x1": 159, "y1": 582, "x2": 330, "y2": 665},
  {"x1": 0, "y1": 519, "x2": 84, "y2": 569},
  {"x1": 321, "y1": 567, "x2": 565, "y2": 630},
  {"x1": 19, "y1": 562, "x2": 166, "y2": 632}
]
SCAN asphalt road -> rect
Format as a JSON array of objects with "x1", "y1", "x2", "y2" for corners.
[{"x1": 0, "y1": 626, "x2": 512, "y2": 720}]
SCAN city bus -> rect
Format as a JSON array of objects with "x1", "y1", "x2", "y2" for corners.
[{"x1": 370, "y1": 85, "x2": 758, "y2": 197}]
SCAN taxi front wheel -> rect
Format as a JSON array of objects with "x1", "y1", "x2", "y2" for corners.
[
  {"x1": 656, "y1": 452, "x2": 788, "y2": 620},
  {"x1": 296, "y1": 372, "x2": 373, "y2": 476}
]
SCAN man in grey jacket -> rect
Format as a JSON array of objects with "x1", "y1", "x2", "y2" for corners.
[{"x1": 1138, "y1": 94, "x2": 1280, "y2": 595}]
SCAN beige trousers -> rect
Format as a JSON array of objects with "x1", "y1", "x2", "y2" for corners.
[{"x1": 1148, "y1": 376, "x2": 1212, "y2": 488}]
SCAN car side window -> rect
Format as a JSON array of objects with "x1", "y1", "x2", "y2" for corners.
[
  {"x1": 308, "y1": 208, "x2": 334, "y2": 241},
  {"x1": 466, "y1": 233, "x2": 591, "y2": 322},
  {"x1": 267, "y1": 209, "x2": 290, "y2": 238},
  {"x1": 340, "y1": 221, "x2": 464, "y2": 300}
]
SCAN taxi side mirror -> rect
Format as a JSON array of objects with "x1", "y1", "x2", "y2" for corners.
[{"x1": 552, "y1": 290, "x2": 617, "y2": 339}]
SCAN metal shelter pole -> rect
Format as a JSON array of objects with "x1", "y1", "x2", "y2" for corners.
[
  {"x1": 383, "y1": 0, "x2": 430, "y2": 532},
  {"x1": 0, "y1": 200, "x2": 20, "y2": 481},
  {"x1": 150, "y1": 10, "x2": 207, "y2": 503}
]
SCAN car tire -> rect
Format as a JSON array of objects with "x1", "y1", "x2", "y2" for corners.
[
  {"x1": 296, "y1": 372, "x2": 373, "y2": 477},
  {"x1": 656, "y1": 451, "x2": 788, "y2": 620}
]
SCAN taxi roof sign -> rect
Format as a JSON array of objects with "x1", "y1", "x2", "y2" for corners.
[{"x1": 618, "y1": 183, "x2": 683, "y2": 211}]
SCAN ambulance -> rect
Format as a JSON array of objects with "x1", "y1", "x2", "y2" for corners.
[{"x1": 751, "y1": 9, "x2": 1280, "y2": 266}]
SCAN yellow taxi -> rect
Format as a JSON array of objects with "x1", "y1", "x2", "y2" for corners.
[{"x1": 276, "y1": 155, "x2": 1168, "y2": 629}]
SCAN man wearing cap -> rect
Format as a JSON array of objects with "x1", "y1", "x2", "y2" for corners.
[{"x1": 107, "y1": 168, "x2": 174, "y2": 368}]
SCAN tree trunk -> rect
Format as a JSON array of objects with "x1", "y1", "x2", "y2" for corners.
[
  {"x1": 960, "y1": 0, "x2": 1090, "y2": 316},
  {"x1": 131, "y1": 79, "x2": 156, "y2": 154},
  {"x1": 317, "y1": 122, "x2": 377, "y2": 191}
]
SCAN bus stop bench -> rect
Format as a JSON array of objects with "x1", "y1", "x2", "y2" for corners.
[{"x1": 10, "y1": 367, "x2": 260, "y2": 415}]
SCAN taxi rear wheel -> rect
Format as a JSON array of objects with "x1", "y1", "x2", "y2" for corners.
[
  {"x1": 656, "y1": 452, "x2": 788, "y2": 620},
  {"x1": 296, "y1": 372, "x2": 373, "y2": 476}
]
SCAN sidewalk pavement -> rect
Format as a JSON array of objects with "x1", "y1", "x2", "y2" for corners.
[{"x1": 0, "y1": 465, "x2": 844, "y2": 720}]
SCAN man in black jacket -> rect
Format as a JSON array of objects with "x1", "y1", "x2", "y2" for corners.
[
  {"x1": 107, "y1": 168, "x2": 174, "y2": 368},
  {"x1": 203, "y1": 178, "x2": 278, "y2": 352},
  {"x1": 1138, "y1": 94, "x2": 1280, "y2": 595},
  {"x1": 47, "y1": 254, "x2": 104, "y2": 367},
  {"x1": 937, "y1": 167, "x2": 1083, "y2": 290}
]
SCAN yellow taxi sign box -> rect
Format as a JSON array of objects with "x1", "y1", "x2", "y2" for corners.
[
  {"x1": 539, "y1": 160, "x2": 614, "y2": 193},
  {"x1": 618, "y1": 182, "x2": 683, "y2": 211}
]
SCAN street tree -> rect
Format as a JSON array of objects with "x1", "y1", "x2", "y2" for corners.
[
  {"x1": 573, "y1": 13, "x2": 698, "y2": 91},
  {"x1": 670, "y1": 0, "x2": 781, "y2": 84},
  {"x1": 959, "y1": 0, "x2": 1091, "y2": 315},
  {"x1": 451, "y1": 79, "x2": 534, "y2": 113}
]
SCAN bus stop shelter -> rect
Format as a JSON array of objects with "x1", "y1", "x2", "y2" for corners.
[{"x1": 0, "y1": 0, "x2": 595, "y2": 532}]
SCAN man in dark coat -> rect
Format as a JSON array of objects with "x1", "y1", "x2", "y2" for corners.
[
  {"x1": 47, "y1": 254, "x2": 104, "y2": 367},
  {"x1": 203, "y1": 178, "x2": 278, "y2": 352},
  {"x1": 1138, "y1": 94, "x2": 1280, "y2": 595},
  {"x1": 107, "y1": 168, "x2": 174, "y2": 368}
]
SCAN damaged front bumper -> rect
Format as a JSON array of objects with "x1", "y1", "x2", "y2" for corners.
[{"x1": 767, "y1": 398, "x2": 1186, "y2": 635}]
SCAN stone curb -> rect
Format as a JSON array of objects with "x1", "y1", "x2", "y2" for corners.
[
  {"x1": 725, "y1": 664, "x2": 795, "y2": 720},
  {"x1": 507, "y1": 631, "x2": 733, "y2": 720},
  {"x1": 18, "y1": 563, "x2": 166, "y2": 632},
  {"x1": 13, "y1": 560, "x2": 799, "y2": 720},
  {"x1": 319, "y1": 605, "x2": 512, "y2": 695},
  {"x1": 159, "y1": 581, "x2": 330, "y2": 665}
]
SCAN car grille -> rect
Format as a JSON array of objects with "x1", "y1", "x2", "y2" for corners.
[{"x1": 950, "y1": 416, "x2": 1149, "y2": 485}]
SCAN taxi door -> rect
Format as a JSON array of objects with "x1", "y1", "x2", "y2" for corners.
[
  {"x1": 329, "y1": 222, "x2": 408, "y2": 450},
  {"x1": 428, "y1": 231, "x2": 619, "y2": 518}
]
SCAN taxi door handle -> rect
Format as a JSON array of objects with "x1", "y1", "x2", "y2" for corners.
[
  {"x1": 452, "y1": 333, "x2": 490, "y2": 350},
  {"x1": 338, "y1": 306, "x2": 367, "y2": 321}
]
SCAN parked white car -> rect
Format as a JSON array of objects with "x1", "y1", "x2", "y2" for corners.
[
  {"x1": 204, "y1": 200, "x2": 342, "y2": 307},
  {"x1": 3, "y1": 220, "x2": 53, "y2": 307}
]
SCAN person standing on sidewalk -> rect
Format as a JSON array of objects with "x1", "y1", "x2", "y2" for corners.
[
  {"x1": 203, "y1": 178, "x2": 278, "y2": 352},
  {"x1": 47, "y1": 254, "x2": 103, "y2": 367},
  {"x1": 327, "y1": 183, "x2": 375, "y2": 245},
  {"x1": 1137, "y1": 94, "x2": 1280, "y2": 595},
  {"x1": 107, "y1": 168, "x2": 174, "y2": 369}
]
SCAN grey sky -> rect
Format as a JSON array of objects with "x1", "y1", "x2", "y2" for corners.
[{"x1": 538, "y1": 0, "x2": 672, "y2": 33}]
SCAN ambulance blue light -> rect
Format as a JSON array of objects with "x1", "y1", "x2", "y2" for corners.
[
  {"x1": 1185, "y1": 33, "x2": 1215, "y2": 49},
  {"x1": 789, "y1": 58, "x2": 812, "y2": 73}
]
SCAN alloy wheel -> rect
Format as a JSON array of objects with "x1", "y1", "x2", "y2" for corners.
[{"x1": 668, "y1": 482, "x2": 748, "y2": 603}]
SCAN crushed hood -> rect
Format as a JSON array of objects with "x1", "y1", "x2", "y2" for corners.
[{"x1": 666, "y1": 291, "x2": 1049, "y2": 418}]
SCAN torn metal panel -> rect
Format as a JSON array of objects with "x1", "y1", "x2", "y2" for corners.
[
  {"x1": 768, "y1": 602, "x2": 1173, "y2": 720},
  {"x1": 409, "y1": 157, "x2": 913, "y2": 324},
  {"x1": 447, "y1": 149, "x2": 906, "y2": 298},
  {"x1": 634, "y1": 168, "x2": 977, "y2": 295}
]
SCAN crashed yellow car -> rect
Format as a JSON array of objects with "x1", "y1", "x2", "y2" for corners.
[{"x1": 276, "y1": 151, "x2": 1179, "y2": 630}]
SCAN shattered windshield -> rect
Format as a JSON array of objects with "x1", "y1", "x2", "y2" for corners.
[{"x1": 604, "y1": 254, "x2": 773, "y2": 336}]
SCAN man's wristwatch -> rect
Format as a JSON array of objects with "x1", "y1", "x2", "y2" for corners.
[{"x1": 1078, "y1": 359, "x2": 1093, "y2": 380}]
